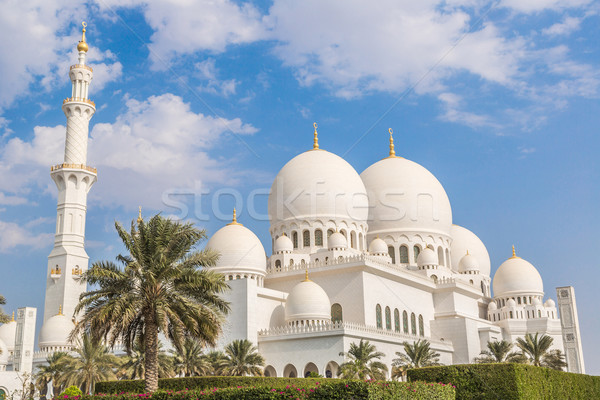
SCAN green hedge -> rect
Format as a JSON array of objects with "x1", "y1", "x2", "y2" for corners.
[
  {"x1": 407, "y1": 363, "x2": 600, "y2": 400},
  {"x1": 91, "y1": 379, "x2": 455, "y2": 400}
]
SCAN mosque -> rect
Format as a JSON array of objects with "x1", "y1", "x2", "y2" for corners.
[{"x1": 0, "y1": 23, "x2": 586, "y2": 394}]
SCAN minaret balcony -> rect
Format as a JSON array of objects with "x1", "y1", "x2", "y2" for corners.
[
  {"x1": 70, "y1": 64, "x2": 93, "y2": 72},
  {"x1": 50, "y1": 267, "x2": 62, "y2": 281},
  {"x1": 63, "y1": 97, "x2": 95, "y2": 107},
  {"x1": 51, "y1": 163, "x2": 97, "y2": 174}
]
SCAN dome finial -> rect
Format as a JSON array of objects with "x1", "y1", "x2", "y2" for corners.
[
  {"x1": 466, "y1": 249, "x2": 469, "y2": 255},
  {"x1": 228, "y1": 208, "x2": 242, "y2": 226},
  {"x1": 77, "y1": 21, "x2": 89, "y2": 53},
  {"x1": 510, "y1": 245, "x2": 520, "y2": 259},
  {"x1": 313, "y1": 122, "x2": 319, "y2": 150},
  {"x1": 304, "y1": 269, "x2": 310, "y2": 282},
  {"x1": 11, "y1": 311, "x2": 14, "y2": 322},
  {"x1": 388, "y1": 128, "x2": 396, "y2": 158},
  {"x1": 137, "y1": 206, "x2": 143, "y2": 223},
  {"x1": 58, "y1": 305, "x2": 63, "y2": 316}
]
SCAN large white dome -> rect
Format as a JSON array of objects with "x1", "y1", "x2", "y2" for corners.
[
  {"x1": 268, "y1": 149, "x2": 368, "y2": 229},
  {"x1": 458, "y1": 252, "x2": 479, "y2": 273},
  {"x1": 493, "y1": 250, "x2": 543, "y2": 298},
  {"x1": 417, "y1": 246, "x2": 438, "y2": 267},
  {"x1": 360, "y1": 157, "x2": 452, "y2": 237},
  {"x1": 206, "y1": 217, "x2": 266, "y2": 277},
  {"x1": 285, "y1": 275, "x2": 331, "y2": 324},
  {"x1": 39, "y1": 313, "x2": 75, "y2": 350},
  {"x1": 450, "y1": 225, "x2": 490, "y2": 276},
  {"x1": 0, "y1": 318, "x2": 16, "y2": 351}
]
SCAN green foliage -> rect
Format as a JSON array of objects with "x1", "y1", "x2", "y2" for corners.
[
  {"x1": 92, "y1": 378, "x2": 454, "y2": 399},
  {"x1": 222, "y1": 339, "x2": 265, "y2": 376},
  {"x1": 473, "y1": 339, "x2": 526, "y2": 364},
  {"x1": 0, "y1": 294, "x2": 9, "y2": 324},
  {"x1": 338, "y1": 339, "x2": 388, "y2": 380},
  {"x1": 407, "y1": 363, "x2": 600, "y2": 400},
  {"x1": 393, "y1": 339, "x2": 441, "y2": 370},
  {"x1": 59, "y1": 386, "x2": 83, "y2": 398}
]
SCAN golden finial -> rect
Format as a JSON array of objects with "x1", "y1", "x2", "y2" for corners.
[
  {"x1": 77, "y1": 22, "x2": 89, "y2": 53},
  {"x1": 137, "y1": 206, "x2": 142, "y2": 223},
  {"x1": 466, "y1": 249, "x2": 470, "y2": 255},
  {"x1": 11, "y1": 311, "x2": 14, "y2": 322},
  {"x1": 303, "y1": 269, "x2": 310, "y2": 282},
  {"x1": 388, "y1": 128, "x2": 396, "y2": 158},
  {"x1": 58, "y1": 305, "x2": 63, "y2": 316},
  {"x1": 227, "y1": 208, "x2": 242, "y2": 226},
  {"x1": 313, "y1": 122, "x2": 319, "y2": 150},
  {"x1": 510, "y1": 245, "x2": 520, "y2": 259}
]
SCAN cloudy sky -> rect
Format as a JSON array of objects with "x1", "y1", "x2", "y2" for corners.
[{"x1": 0, "y1": 0, "x2": 598, "y2": 373}]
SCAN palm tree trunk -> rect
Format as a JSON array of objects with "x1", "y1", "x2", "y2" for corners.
[{"x1": 144, "y1": 316, "x2": 160, "y2": 392}]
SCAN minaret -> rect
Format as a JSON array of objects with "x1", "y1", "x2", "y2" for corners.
[{"x1": 42, "y1": 22, "x2": 97, "y2": 325}]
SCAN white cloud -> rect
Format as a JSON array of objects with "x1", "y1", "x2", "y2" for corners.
[
  {"x1": 96, "y1": 0, "x2": 266, "y2": 69},
  {"x1": 542, "y1": 16, "x2": 581, "y2": 36},
  {"x1": 264, "y1": 1, "x2": 526, "y2": 98},
  {"x1": 438, "y1": 92, "x2": 500, "y2": 129},
  {"x1": 0, "y1": 219, "x2": 53, "y2": 253},
  {"x1": 0, "y1": 1, "x2": 122, "y2": 112},
  {"x1": 499, "y1": 0, "x2": 591, "y2": 13},
  {"x1": 195, "y1": 59, "x2": 238, "y2": 97}
]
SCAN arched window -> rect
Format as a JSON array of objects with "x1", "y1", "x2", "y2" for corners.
[
  {"x1": 275, "y1": 260, "x2": 281, "y2": 271},
  {"x1": 351, "y1": 232, "x2": 356, "y2": 249},
  {"x1": 411, "y1": 312, "x2": 416, "y2": 335},
  {"x1": 481, "y1": 281, "x2": 486, "y2": 296},
  {"x1": 290, "y1": 259, "x2": 294, "y2": 266},
  {"x1": 388, "y1": 246, "x2": 396, "y2": 263},
  {"x1": 413, "y1": 246, "x2": 421, "y2": 263},
  {"x1": 394, "y1": 309, "x2": 400, "y2": 332},
  {"x1": 403, "y1": 311, "x2": 408, "y2": 333},
  {"x1": 431, "y1": 275, "x2": 438, "y2": 283},
  {"x1": 437, "y1": 247, "x2": 444, "y2": 266},
  {"x1": 510, "y1": 311, "x2": 514, "y2": 319},
  {"x1": 359, "y1": 233, "x2": 364, "y2": 250},
  {"x1": 376, "y1": 304, "x2": 382, "y2": 328},
  {"x1": 445, "y1": 248, "x2": 450, "y2": 268},
  {"x1": 419, "y1": 315, "x2": 424, "y2": 337},
  {"x1": 331, "y1": 303, "x2": 343, "y2": 323},
  {"x1": 517, "y1": 297, "x2": 522, "y2": 304},
  {"x1": 315, "y1": 229, "x2": 323, "y2": 246},
  {"x1": 538, "y1": 310, "x2": 541, "y2": 318},
  {"x1": 292, "y1": 232, "x2": 298, "y2": 249},
  {"x1": 303, "y1": 230, "x2": 310, "y2": 247},
  {"x1": 400, "y1": 245, "x2": 409, "y2": 263},
  {"x1": 385, "y1": 306, "x2": 391, "y2": 330}
]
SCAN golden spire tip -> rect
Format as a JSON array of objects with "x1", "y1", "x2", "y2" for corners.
[
  {"x1": 11, "y1": 311, "x2": 14, "y2": 322},
  {"x1": 77, "y1": 21, "x2": 89, "y2": 53},
  {"x1": 228, "y1": 208, "x2": 242, "y2": 226},
  {"x1": 304, "y1": 269, "x2": 310, "y2": 282},
  {"x1": 313, "y1": 122, "x2": 319, "y2": 150},
  {"x1": 388, "y1": 128, "x2": 396, "y2": 158},
  {"x1": 510, "y1": 245, "x2": 520, "y2": 259},
  {"x1": 58, "y1": 305, "x2": 63, "y2": 316}
]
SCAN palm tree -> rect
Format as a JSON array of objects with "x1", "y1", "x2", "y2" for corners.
[
  {"x1": 202, "y1": 350, "x2": 228, "y2": 376},
  {"x1": 338, "y1": 339, "x2": 388, "y2": 380},
  {"x1": 119, "y1": 340, "x2": 174, "y2": 379},
  {"x1": 474, "y1": 340, "x2": 526, "y2": 364},
  {"x1": 515, "y1": 333, "x2": 554, "y2": 367},
  {"x1": 516, "y1": 333, "x2": 567, "y2": 370},
  {"x1": 72, "y1": 214, "x2": 230, "y2": 392},
  {"x1": 222, "y1": 339, "x2": 265, "y2": 376},
  {"x1": 59, "y1": 333, "x2": 120, "y2": 394},
  {"x1": 392, "y1": 339, "x2": 440, "y2": 380},
  {"x1": 34, "y1": 352, "x2": 69, "y2": 397},
  {"x1": 170, "y1": 337, "x2": 209, "y2": 377},
  {"x1": 0, "y1": 294, "x2": 10, "y2": 324}
]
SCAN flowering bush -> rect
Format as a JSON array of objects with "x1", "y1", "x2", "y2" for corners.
[
  {"x1": 77, "y1": 379, "x2": 454, "y2": 400},
  {"x1": 60, "y1": 386, "x2": 83, "y2": 398}
]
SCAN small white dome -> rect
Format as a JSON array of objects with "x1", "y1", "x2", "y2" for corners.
[
  {"x1": 368, "y1": 237, "x2": 388, "y2": 255},
  {"x1": 544, "y1": 299, "x2": 555, "y2": 308},
  {"x1": 268, "y1": 149, "x2": 368, "y2": 229},
  {"x1": 285, "y1": 275, "x2": 331, "y2": 323},
  {"x1": 0, "y1": 337, "x2": 8, "y2": 365},
  {"x1": 0, "y1": 319, "x2": 16, "y2": 351},
  {"x1": 360, "y1": 157, "x2": 452, "y2": 237},
  {"x1": 450, "y1": 225, "x2": 491, "y2": 276},
  {"x1": 274, "y1": 234, "x2": 293, "y2": 254},
  {"x1": 493, "y1": 250, "x2": 544, "y2": 298},
  {"x1": 533, "y1": 298, "x2": 542, "y2": 306},
  {"x1": 506, "y1": 299, "x2": 516, "y2": 307},
  {"x1": 328, "y1": 232, "x2": 347, "y2": 250},
  {"x1": 206, "y1": 217, "x2": 267, "y2": 277},
  {"x1": 458, "y1": 252, "x2": 479, "y2": 273},
  {"x1": 417, "y1": 246, "x2": 438, "y2": 267},
  {"x1": 488, "y1": 302, "x2": 497, "y2": 311},
  {"x1": 39, "y1": 313, "x2": 75, "y2": 349}
]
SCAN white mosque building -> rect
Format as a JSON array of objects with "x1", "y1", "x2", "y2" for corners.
[{"x1": 0, "y1": 23, "x2": 586, "y2": 395}]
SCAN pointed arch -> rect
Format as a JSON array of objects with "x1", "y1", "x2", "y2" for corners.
[{"x1": 376, "y1": 304, "x2": 382, "y2": 328}]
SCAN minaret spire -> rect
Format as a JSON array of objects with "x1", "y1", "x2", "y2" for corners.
[
  {"x1": 388, "y1": 128, "x2": 396, "y2": 158},
  {"x1": 42, "y1": 23, "x2": 97, "y2": 333},
  {"x1": 313, "y1": 122, "x2": 319, "y2": 150}
]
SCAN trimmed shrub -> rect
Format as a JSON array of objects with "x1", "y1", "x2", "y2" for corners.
[
  {"x1": 60, "y1": 386, "x2": 84, "y2": 398},
  {"x1": 407, "y1": 363, "x2": 600, "y2": 400},
  {"x1": 91, "y1": 379, "x2": 455, "y2": 400}
]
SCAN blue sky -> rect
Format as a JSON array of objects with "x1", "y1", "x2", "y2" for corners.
[{"x1": 0, "y1": 0, "x2": 598, "y2": 373}]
